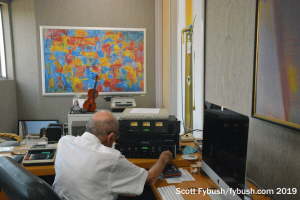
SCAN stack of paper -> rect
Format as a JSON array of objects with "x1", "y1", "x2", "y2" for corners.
[{"x1": 0, "y1": 146, "x2": 14, "y2": 153}]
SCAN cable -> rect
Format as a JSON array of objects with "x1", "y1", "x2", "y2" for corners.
[
  {"x1": 180, "y1": 130, "x2": 202, "y2": 137},
  {"x1": 185, "y1": 129, "x2": 202, "y2": 134},
  {"x1": 246, "y1": 177, "x2": 263, "y2": 190},
  {"x1": 250, "y1": 189, "x2": 276, "y2": 200},
  {"x1": 246, "y1": 177, "x2": 276, "y2": 200},
  {"x1": 244, "y1": 194, "x2": 254, "y2": 200},
  {"x1": 247, "y1": 177, "x2": 275, "y2": 198},
  {"x1": 179, "y1": 121, "x2": 202, "y2": 135}
]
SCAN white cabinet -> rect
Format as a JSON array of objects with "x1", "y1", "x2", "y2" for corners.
[{"x1": 67, "y1": 109, "x2": 122, "y2": 135}]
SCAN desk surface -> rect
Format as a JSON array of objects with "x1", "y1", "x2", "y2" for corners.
[
  {"x1": 0, "y1": 143, "x2": 269, "y2": 200},
  {"x1": 151, "y1": 168, "x2": 270, "y2": 200},
  {"x1": 0, "y1": 144, "x2": 198, "y2": 176},
  {"x1": 152, "y1": 166, "x2": 218, "y2": 200}
]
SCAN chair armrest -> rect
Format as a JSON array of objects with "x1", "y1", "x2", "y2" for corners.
[{"x1": 0, "y1": 133, "x2": 21, "y2": 143}]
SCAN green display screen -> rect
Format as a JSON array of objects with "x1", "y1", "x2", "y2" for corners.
[
  {"x1": 142, "y1": 147, "x2": 149, "y2": 150},
  {"x1": 42, "y1": 152, "x2": 50, "y2": 154},
  {"x1": 143, "y1": 129, "x2": 150, "y2": 132}
]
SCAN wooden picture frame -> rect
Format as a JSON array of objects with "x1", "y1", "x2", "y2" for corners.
[
  {"x1": 40, "y1": 26, "x2": 146, "y2": 96},
  {"x1": 252, "y1": 0, "x2": 300, "y2": 130}
]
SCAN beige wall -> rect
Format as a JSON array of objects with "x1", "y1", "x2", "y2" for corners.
[
  {"x1": 205, "y1": 1, "x2": 300, "y2": 199},
  {"x1": 0, "y1": 80, "x2": 18, "y2": 133},
  {"x1": 0, "y1": 2, "x2": 18, "y2": 133},
  {"x1": 169, "y1": 0, "x2": 177, "y2": 116},
  {"x1": 162, "y1": 0, "x2": 178, "y2": 116}
]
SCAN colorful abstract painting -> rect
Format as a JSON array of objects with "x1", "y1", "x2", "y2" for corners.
[
  {"x1": 40, "y1": 26, "x2": 146, "y2": 96},
  {"x1": 253, "y1": 0, "x2": 300, "y2": 130}
]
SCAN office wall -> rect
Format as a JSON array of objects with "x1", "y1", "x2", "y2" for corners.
[
  {"x1": 162, "y1": 0, "x2": 178, "y2": 116},
  {"x1": 10, "y1": 0, "x2": 155, "y2": 123},
  {"x1": 0, "y1": 2, "x2": 18, "y2": 133},
  {"x1": 205, "y1": 1, "x2": 300, "y2": 200},
  {"x1": 0, "y1": 80, "x2": 18, "y2": 133}
]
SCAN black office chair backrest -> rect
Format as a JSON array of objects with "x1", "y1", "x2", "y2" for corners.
[{"x1": 0, "y1": 156, "x2": 60, "y2": 200}]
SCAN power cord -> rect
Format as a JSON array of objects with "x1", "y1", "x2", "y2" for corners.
[
  {"x1": 179, "y1": 121, "x2": 202, "y2": 136},
  {"x1": 244, "y1": 194, "x2": 254, "y2": 200},
  {"x1": 246, "y1": 177, "x2": 276, "y2": 200},
  {"x1": 251, "y1": 190, "x2": 275, "y2": 200}
]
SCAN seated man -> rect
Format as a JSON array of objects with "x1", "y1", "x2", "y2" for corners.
[{"x1": 53, "y1": 111, "x2": 172, "y2": 200}]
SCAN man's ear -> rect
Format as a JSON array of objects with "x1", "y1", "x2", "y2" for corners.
[{"x1": 107, "y1": 132, "x2": 115, "y2": 141}]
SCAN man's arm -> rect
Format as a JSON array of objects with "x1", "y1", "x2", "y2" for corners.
[{"x1": 146, "y1": 151, "x2": 172, "y2": 185}]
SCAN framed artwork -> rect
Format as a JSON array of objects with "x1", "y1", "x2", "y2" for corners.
[
  {"x1": 252, "y1": 0, "x2": 300, "y2": 130},
  {"x1": 40, "y1": 26, "x2": 146, "y2": 96}
]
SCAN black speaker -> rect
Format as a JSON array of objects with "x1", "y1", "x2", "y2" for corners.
[{"x1": 45, "y1": 123, "x2": 62, "y2": 142}]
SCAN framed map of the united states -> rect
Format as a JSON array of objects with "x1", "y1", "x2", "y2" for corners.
[{"x1": 40, "y1": 26, "x2": 146, "y2": 96}]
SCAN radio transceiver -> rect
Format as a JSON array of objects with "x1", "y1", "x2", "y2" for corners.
[
  {"x1": 115, "y1": 144, "x2": 176, "y2": 158},
  {"x1": 115, "y1": 132, "x2": 178, "y2": 146},
  {"x1": 118, "y1": 115, "x2": 180, "y2": 134},
  {"x1": 115, "y1": 115, "x2": 181, "y2": 158}
]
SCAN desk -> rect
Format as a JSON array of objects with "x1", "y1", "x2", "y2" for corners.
[
  {"x1": 0, "y1": 144, "x2": 269, "y2": 200},
  {"x1": 152, "y1": 166, "x2": 218, "y2": 200},
  {"x1": 151, "y1": 168, "x2": 270, "y2": 200},
  {"x1": 0, "y1": 145, "x2": 197, "y2": 200},
  {"x1": 0, "y1": 153, "x2": 196, "y2": 177}
]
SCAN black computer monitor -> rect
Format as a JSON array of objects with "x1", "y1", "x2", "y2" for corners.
[
  {"x1": 201, "y1": 105, "x2": 249, "y2": 200},
  {"x1": 18, "y1": 120, "x2": 58, "y2": 138}
]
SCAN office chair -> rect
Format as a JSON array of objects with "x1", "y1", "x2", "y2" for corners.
[{"x1": 0, "y1": 156, "x2": 60, "y2": 200}]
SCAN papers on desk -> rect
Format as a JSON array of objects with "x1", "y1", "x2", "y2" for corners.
[
  {"x1": 0, "y1": 146, "x2": 14, "y2": 153},
  {"x1": 165, "y1": 178, "x2": 182, "y2": 184},
  {"x1": 159, "y1": 168, "x2": 195, "y2": 184},
  {"x1": 179, "y1": 168, "x2": 196, "y2": 181}
]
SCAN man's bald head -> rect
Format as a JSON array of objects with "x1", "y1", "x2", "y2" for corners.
[{"x1": 86, "y1": 111, "x2": 119, "y2": 138}]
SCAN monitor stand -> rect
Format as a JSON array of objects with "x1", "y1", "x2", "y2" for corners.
[
  {"x1": 207, "y1": 181, "x2": 252, "y2": 200},
  {"x1": 208, "y1": 193, "x2": 229, "y2": 200}
]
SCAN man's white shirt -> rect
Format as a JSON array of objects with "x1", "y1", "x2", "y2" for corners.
[{"x1": 52, "y1": 132, "x2": 148, "y2": 200}]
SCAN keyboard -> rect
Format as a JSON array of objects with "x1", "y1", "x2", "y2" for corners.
[{"x1": 157, "y1": 185, "x2": 184, "y2": 200}]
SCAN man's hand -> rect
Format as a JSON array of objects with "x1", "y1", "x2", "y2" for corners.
[
  {"x1": 146, "y1": 151, "x2": 173, "y2": 185},
  {"x1": 159, "y1": 151, "x2": 172, "y2": 165}
]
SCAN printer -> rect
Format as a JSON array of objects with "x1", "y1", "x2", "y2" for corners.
[{"x1": 110, "y1": 97, "x2": 136, "y2": 112}]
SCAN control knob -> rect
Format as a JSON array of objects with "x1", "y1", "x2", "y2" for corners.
[{"x1": 152, "y1": 147, "x2": 155, "y2": 152}]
